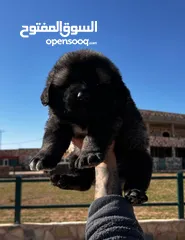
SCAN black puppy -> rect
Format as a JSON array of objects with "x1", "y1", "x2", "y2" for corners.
[{"x1": 29, "y1": 49, "x2": 153, "y2": 204}]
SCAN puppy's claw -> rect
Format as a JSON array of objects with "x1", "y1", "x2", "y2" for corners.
[
  {"x1": 74, "y1": 152, "x2": 103, "y2": 169},
  {"x1": 36, "y1": 160, "x2": 44, "y2": 171},
  {"x1": 29, "y1": 153, "x2": 59, "y2": 171},
  {"x1": 29, "y1": 157, "x2": 44, "y2": 171},
  {"x1": 29, "y1": 159, "x2": 37, "y2": 171},
  {"x1": 88, "y1": 153, "x2": 102, "y2": 165}
]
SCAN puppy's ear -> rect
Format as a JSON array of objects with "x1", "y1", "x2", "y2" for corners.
[{"x1": 40, "y1": 83, "x2": 51, "y2": 106}]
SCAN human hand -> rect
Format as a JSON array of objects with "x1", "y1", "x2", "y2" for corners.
[{"x1": 72, "y1": 138, "x2": 122, "y2": 199}]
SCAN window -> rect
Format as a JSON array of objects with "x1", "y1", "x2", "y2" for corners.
[
  {"x1": 151, "y1": 147, "x2": 172, "y2": 158},
  {"x1": 3, "y1": 159, "x2": 9, "y2": 166},
  {"x1": 175, "y1": 148, "x2": 185, "y2": 158},
  {"x1": 162, "y1": 131, "x2": 170, "y2": 137},
  {"x1": 9, "y1": 159, "x2": 18, "y2": 166}
]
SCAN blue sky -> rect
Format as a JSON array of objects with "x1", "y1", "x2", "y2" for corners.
[{"x1": 0, "y1": 0, "x2": 185, "y2": 149}]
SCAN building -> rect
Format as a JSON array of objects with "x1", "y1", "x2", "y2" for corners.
[
  {"x1": 141, "y1": 110, "x2": 185, "y2": 171},
  {"x1": 0, "y1": 149, "x2": 39, "y2": 170},
  {"x1": 0, "y1": 109, "x2": 185, "y2": 172}
]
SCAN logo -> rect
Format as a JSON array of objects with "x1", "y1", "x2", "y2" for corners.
[{"x1": 20, "y1": 21, "x2": 98, "y2": 46}]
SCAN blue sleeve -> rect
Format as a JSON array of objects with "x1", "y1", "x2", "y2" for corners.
[{"x1": 85, "y1": 195, "x2": 144, "y2": 240}]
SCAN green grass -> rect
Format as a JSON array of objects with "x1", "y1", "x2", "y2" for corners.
[{"x1": 0, "y1": 173, "x2": 183, "y2": 223}]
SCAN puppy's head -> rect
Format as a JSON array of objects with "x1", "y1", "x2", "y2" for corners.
[{"x1": 41, "y1": 49, "x2": 129, "y2": 123}]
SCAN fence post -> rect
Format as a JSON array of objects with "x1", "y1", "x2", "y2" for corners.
[
  {"x1": 14, "y1": 176, "x2": 22, "y2": 224},
  {"x1": 177, "y1": 172, "x2": 184, "y2": 219}
]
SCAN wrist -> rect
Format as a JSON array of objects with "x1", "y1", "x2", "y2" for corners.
[{"x1": 94, "y1": 163, "x2": 122, "y2": 199}]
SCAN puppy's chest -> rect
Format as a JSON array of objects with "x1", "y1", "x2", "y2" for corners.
[{"x1": 72, "y1": 124, "x2": 88, "y2": 138}]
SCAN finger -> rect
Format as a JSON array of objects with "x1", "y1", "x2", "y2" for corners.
[
  {"x1": 72, "y1": 137, "x2": 83, "y2": 149},
  {"x1": 107, "y1": 140, "x2": 115, "y2": 151},
  {"x1": 103, "y1": 141, "x2": 116, "y2": 166}
]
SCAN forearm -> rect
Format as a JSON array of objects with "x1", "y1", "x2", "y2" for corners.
[
  {"x1": 86, "y1": 146, "x2": 144, "y2": 239},
  {"x1": 87, "y1": 163, "x2": 144, "y2": 239},
  {"x1": 94, "y1": 162, "x2": 122, "y2": 199}
]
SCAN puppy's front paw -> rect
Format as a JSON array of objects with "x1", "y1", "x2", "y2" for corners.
[
  {"x1": 50, "y1": 174, "x2": 70, "y2": 189},
  {"x1": 125, "y1": 189, "x2": 148, "y2": 205},
  {"x1": 73, "y1": 151, "x2": 103, "y2": 169},
  {"x1": 29, "y1": 152, "x2": 58, "y2": 171},
  {"x1": 50, "y1": 173, "x2": 93, "y2": 191}
]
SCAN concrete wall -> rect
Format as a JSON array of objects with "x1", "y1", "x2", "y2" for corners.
[{"x1": 0, "y1": 220, "x2": 185, "y2": 240}]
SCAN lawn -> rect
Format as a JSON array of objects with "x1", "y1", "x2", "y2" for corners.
[{"x1": 0, "y1": 173, "x2": 183, "y2": 223}]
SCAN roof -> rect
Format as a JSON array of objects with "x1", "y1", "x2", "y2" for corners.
[
  {"x1": 150, "y1": 136, "x2": 185, "y2": 148},
  {"x1": 140, "y1": 109, "x2": 185, "y2": 123}
]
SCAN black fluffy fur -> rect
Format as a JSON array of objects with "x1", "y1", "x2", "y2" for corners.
[{"x1": 29, "y1": 49, "x2": 153, "y2": 204}]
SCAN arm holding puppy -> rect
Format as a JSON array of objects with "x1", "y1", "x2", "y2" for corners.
[{"x1": 72, "y1": 138, "x2": 144, "y2": 240}]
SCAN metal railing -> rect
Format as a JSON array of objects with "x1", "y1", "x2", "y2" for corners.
[{"x1": 0, "y1": 172, "x2": 184, "y2": 224}]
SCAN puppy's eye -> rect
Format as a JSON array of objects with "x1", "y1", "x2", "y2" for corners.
[
  {"x1": 77, "y1": 91, "x2": 83, "y2": 98},
  {"x1": 77, "y1": 91, "x2": 89, "y2": 101}
]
